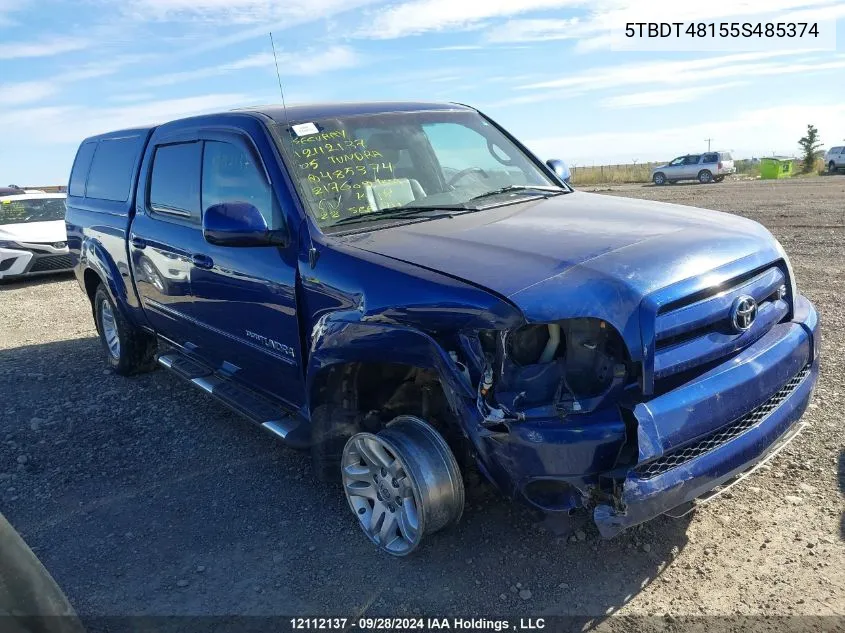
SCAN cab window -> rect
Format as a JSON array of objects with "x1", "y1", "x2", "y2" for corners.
[
  {"x1": 201, "y1": 141, "x2": 282, "y2": 230},
  {"x1": 148, "y1": 142, "x2": 202, "y2": 221}
]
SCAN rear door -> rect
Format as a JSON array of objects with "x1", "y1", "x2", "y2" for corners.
[
  {"x1": 129, "y1": 134, "x2": 205, "y2": 345},
  {"x1": 184, "y1": 129, "x2": 305, "y2": 408}
]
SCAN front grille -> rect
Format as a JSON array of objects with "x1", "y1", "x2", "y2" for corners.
[
  {"x1": 651, "y1": 264, "x2": 790, "y2": 384},
  {"x1": 634, "y1": 364, "x2": 811, "y2": 479},
  {"x1": 29, "y1": 254, "x2": 73, "y2": 272}
]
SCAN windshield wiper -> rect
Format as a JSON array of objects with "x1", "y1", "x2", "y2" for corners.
[
  {"x1": 330, "y1": 204, "x2": 468, "y2": 227},
  {"x1": 468, "y1": 184, "x2": 567, "y2": 203}
]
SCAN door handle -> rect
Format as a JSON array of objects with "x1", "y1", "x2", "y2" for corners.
[
  {"x1": 130, "y1": 236, "x2": 146, "y2": 249},
  {"x1": 191, "y1": 253, "x2": 214, "y2": 269}
]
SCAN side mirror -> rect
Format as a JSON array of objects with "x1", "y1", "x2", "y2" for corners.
[
  {"x1": 546, "y1": 159, "x2": 571, "y2": 185},
  {"x1": 202, "y1": 202, "x2": 285, "y2": 247}
]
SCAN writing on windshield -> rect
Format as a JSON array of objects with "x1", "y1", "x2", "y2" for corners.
[{"x1": 274, "y1": 110, "x2": 555, "y2": 230}]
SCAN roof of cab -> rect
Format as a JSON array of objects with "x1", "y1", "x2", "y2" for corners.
[
  {"x1": 78, "y1": 102, "x2": 474, "y2": 145},
  {"x1": 80, "y1": 127, "x2": 156, "y2": 144},
  {"x1": 236, "y1": 101, "x2": 474, "y2": 124}
]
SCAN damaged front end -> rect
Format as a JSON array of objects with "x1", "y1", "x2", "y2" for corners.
[
  {"x1": 456, "y1": 289, "x2": 819, "y2": 537},
  {"x1": 459, "y1": 318, "x2": 641, "y2": 518}
]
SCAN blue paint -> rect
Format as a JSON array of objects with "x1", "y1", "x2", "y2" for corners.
[{"x1": 65, "y1": 102, "x2": 820, "y2": 537}]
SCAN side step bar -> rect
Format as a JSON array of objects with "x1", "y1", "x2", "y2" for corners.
[{"x1": 157, "y1": 352, "x2": 310, "y2": 449}]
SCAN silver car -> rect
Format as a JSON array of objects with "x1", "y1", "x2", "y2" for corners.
[
  {"x1": 824, "y1": 146, "x2": 844, "y2": 173},
  {"x1": 651, "y1": 151, "x2": 735, "y2": 185}
]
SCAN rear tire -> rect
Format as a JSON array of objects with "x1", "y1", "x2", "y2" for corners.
[
  {"x1": 652, "y1": 172, "x2": 666, "y2": 185},
  {"x1": 94, "y1": 285, "x2": 156, "y2": 376},
  {"x1": 830, "y1": 161, "x2": 838, "y2": 174},
  {"x1": 698, "y1": 170, "x2": 713, "y2": 184}
]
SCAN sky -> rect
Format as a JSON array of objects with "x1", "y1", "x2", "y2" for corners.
[{"x1": 1, "y1": 0, "x2": 845, "y2": 185}]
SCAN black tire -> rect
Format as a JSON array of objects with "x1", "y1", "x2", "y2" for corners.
[
  {"x1": 652, "y1": 172, "x2": 666, "y2": 185},
  {"x1": 93, "y1": 284, "x2": 156, "y2": 376},
  {"x1": 698, "y1": 170, "x2": 713, "y2": 184},
  {"x1": 830, "y1": 161, "x2": 838, "y2": 174},
  {"x1": 714, "y1": 176, "x2": 725, "y2": 183},
  {"x1": 310, "y1": 404, "x2": 362, "y2": 482}
]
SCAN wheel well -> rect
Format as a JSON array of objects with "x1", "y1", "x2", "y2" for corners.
[
  {"x1": 83, "y1": 268, "x2": 102, "y2": 306},
  {"x1": 310, "y1": 362, "x2": 462, "y2": 437}
]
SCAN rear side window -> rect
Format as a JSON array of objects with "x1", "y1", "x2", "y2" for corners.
[
  {"x1": 149, "y1": 142, "x2": 202, "y2": 220},
  {"x1": 69, "y1": 142, "x2": 97, "y2": 197},
  {"x1": 86, "y1": 137, "x2": 142, "y2": 202},
  {"x1": 702, "y1": 153, "x2": 718, "y2": 163}
]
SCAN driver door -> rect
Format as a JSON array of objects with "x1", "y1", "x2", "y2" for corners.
[
  {"x1": 183, "y1": 130, "x2": 305, "y2": 408},
  {"x1": 682, "y1": 154, "x2": 702, "y2": 179},
  {"x1": 664, "y1": 156, "x2": 686, "y2": 180}
]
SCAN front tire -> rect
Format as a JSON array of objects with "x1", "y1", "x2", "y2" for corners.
[
  {"x1": 341, "y1": 416, "x2": 464, "y2": 556},
  {"x1": 94, "y1": 285, "x2": 156, "y2": 376},
  {"x1": 652, "y1": 172, "x2": 666, "y2": 185},
  {"x1": 830, "y1": 161, "x2": 838, "y2": 174},
  {"x1": 698, "y1": 170, "x2": 713, "y2": 184}
]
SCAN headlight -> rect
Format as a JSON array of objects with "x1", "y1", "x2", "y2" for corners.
[{"x1": 0, "y1": 240, "x2": 20, "y2": 249}]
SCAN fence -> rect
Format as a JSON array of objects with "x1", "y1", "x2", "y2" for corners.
[{"x1": 569, "y1": 162, "x2": 660, "y2": 186}]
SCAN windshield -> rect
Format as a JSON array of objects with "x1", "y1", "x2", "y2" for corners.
[
  {"x1": 0, "y1": 198, "x2": 66, "y2": 226},
  {"x1": 271, "y1": 110, "x2": 559, "y2": 230}
]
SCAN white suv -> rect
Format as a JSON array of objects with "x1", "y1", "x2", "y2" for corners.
[{"x1": 824, "y1": 146, "x2": 844, "y2": 174}]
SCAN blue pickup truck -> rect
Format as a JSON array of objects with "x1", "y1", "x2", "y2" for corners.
[{"x1": 65, "y1": 102, "x2": 820, "y2": 556}]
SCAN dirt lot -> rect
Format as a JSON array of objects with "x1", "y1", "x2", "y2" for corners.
[{"x1": 1, "y1": 176, "x2": 843, "y2": 626}]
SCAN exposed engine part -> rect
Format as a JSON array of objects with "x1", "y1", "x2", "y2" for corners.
[
  {"x1": 491, "y1": 318, "x2": 630, "y2": 416},
  {"x1": 538, "y1": 323, "x2": 561, "y2": 364},
  {"x1": 448, "y1": 350, "x2": 471, "y2": 385},
  {"x1": 506, "y1": 324, "x2": 552, "y2": 366},
  {"x1": 341, "y1": 416, "x2": 464, "y2": 556},
  {"x1": 481, "y1": 366, "x2": 494, "y2": 397}
]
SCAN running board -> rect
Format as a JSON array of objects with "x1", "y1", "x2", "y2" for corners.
[{"x1": 156, "y1": 352, "x2": 310, "y2": 449}]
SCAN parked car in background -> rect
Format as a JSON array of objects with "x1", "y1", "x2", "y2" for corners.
[
  {"x1": 652, "y1": 151, "x2": 735, "y2": 185},
  {"x1": 0, "y1": 185, "x2": 25, "y2": 196},
  {"x1": 824, "y1": 146, "x2": 844, "y2": 173},
  {"x1": 0, "y1": 192, "x2": 71, "y2": 281}
]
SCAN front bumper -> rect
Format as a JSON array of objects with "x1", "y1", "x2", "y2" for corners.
[
  {"x1": 470, "y1": 295, "x2": 819, "y2": 536},
  {"x1": 0, "y1": 246, "x2": 73, "y2": 280}
]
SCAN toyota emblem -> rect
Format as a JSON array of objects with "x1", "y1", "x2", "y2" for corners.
[
  {"x1": 53, "y1": 241, "x2": 67, "y2": 249},
  {"x1": 731, "y1": 295, "x2": 758, "y2": 332}
]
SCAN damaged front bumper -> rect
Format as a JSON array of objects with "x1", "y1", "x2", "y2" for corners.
[{"x1": 467, "y1": 295, "x2": 819, "y2": 537}]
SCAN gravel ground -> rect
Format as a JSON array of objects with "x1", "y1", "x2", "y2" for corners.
[{"x1": 0, "y1": 176, "x2": 843, "y2": 625}]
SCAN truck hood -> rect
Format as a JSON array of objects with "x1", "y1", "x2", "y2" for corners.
[
  {"x1": 337, "y1": 192, "x2": 780, "y2": 324},
  {"x1": 0, "y1": 220, "x2": 67, "y2": 243}
]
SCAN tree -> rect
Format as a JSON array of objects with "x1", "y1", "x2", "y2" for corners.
[{"x1": 798, "y1": 124, "x2": 823, "y2": 172}]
